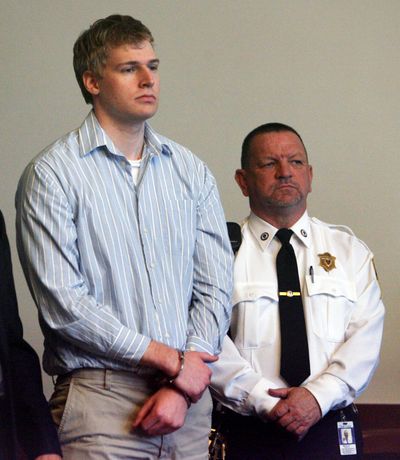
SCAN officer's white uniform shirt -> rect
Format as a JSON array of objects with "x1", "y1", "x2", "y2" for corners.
[{"x1": 211, "y1": 211, "x2": 384, "y2": 418}]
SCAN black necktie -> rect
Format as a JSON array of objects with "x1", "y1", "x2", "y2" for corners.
[{"x1": 276, "y1": 228, "x2": 310, "y2": 387}]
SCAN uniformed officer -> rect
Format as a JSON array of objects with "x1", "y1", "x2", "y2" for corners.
[{"x1": 211, "y1": 122, "x2": 384, "y2": 459}]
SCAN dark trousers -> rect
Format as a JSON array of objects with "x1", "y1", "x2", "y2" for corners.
[{"x1": 217, "y1": 404, "x2": 363, "y2": 460}]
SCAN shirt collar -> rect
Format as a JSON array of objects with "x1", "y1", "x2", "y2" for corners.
[
  {"x1": 78, "y1": 111, "x2": 172, "y2": 159},
  {"x1": 248, "y1": 211, "x2": 311, "y2": 250},
  {"x1": 144, "y1": 123, "x2": 173, "y2": 158},
  {"x1": 291, "y1": 212, "x2": 311, "y2": 248}
]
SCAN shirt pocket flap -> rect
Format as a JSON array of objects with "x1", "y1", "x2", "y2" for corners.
[
  {"x1": 233, "y1": 282, "x2": 278, "y2": 305},
  {"x1": 306, "y1": 275, "x2": 357, "y2": 302}
]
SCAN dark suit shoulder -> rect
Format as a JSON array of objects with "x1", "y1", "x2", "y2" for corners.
[{"x1": 0, "y1": 210, "x2": 6, "y2": 240}]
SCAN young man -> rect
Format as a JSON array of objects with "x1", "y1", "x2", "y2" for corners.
[
  {"x1": 211, "y1": 123, "x2": 384, "y2": 459},
  {"x1": 16, "y1": 15, "x2": 233, "y2": 459},
  {"x1": 0, "y1": 211, "x2": 61, "y2": 460}
]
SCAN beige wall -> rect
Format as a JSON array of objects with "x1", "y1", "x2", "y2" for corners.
[{"x1": 1, "y1": 0, "x2": 399, "y2": 401}]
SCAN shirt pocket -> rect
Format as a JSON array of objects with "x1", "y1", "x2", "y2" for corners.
[
  {"x1": 231, "y1": 282, "x2": 278, "y2": 349},
  {"x1": 306, "y1": 275, "x2": 357, "y2": 343},
  {"x1": 161, "y1": 198, "x2": 196, "y2": 257}
]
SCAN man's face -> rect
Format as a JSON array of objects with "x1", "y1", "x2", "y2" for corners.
[
  {"x1": 84, "y1": 41, "x2": 160, "y2": 126},
  {"x1": 235, "y1": 131, "x2": 313, "y2": 221}
]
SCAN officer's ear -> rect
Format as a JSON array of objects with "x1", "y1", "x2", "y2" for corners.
[
  {"x1": 235, "y1": 169, "x2": 249, "y2": 197},
  {"x1": 308, "y1": 164, "x2": 313, "y2": 193}
]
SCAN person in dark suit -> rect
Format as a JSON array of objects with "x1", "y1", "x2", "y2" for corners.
[{"x1": 0, "y1": 210, "x2": 61, "y2": 460}]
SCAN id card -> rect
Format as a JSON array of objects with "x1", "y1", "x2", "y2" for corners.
[{"x1": 337, "y1": 421, "x2": 357, "y2": 455}]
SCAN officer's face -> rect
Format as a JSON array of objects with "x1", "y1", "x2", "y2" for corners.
[{"x1": 235, "y1": 131, "x2": 313, "y2": 222}]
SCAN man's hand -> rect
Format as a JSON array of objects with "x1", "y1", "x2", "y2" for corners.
[
  {"x1": 140, "y1": 341, "x2": 218, "y2": 403},
  {"x1": 173, "y1": 350, "x2": 218, "y2": 402},
  {"x1": 267, "y1": 387, "x2": 322, "y2": 439},
  {"x1": 35, "y1": 456, "x2": 62, "y2": 460},
  {"x1": 132, "y1": 386, "x2": 189, "y2": 436}
]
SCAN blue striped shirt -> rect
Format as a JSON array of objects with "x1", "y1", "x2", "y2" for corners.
[{"x1": 16, "y1": 111, "x2": 233, "y2": 376}]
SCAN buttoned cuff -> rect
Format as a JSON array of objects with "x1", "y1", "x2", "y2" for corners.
[
  {"x1": 304, "y1": 373, "x2": 350, "y2": 417},
  {"x1": 246, "y1": 378, "x2": 281, "y2": 418},
  {"x1": 185, "y1": 335, "x2": 214, "y2": 354}
]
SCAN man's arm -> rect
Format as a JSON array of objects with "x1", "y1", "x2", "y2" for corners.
[
  {"x1": 303, "y1": 249, "x2": 384, "y2": 417},
  {"x1": 16, "y1": 161, "x2": 171, "y2": 371},
  {"x1": 213, "y1": 249, "x2": 383, "y2": 440},
  {"x1": 16, "y1": 160, "x2": 223, "y2": 403},
  {"x1": 212, "y1": 336, "x2": 321, "y2": 438},
  {"x1": 135, "y1": 166, "x2": 233, "y2": 430},
  {"x1": 139, "y1": 167, "x2": 233, "y2": 407},
  {"x1": 267, "y1": 247, "x2": 384, "y2": 437},
  {"x1": 185, "y1": 166, "x2": 234, "y2": 354},
  {"x1": 211, "y1": 335, "x2": 279, "y2": 416}
]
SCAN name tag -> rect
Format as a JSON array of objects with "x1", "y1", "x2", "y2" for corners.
[{"x1": 337, "y1": 421, "x2": 357, "y2": 456}]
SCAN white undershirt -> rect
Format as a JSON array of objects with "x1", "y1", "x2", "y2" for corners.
[{"x1": 128, "y1": 159, "x2": 142, "y2": 185}]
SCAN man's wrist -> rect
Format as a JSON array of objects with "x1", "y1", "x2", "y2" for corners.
[
  {"x1": 163, "y1": 384, "x2": 192, "y2": 408},
  {"x1": 140, "y1": 341, "x2": 182, "y2": 375},
  {"x1": 167, "y1": 350, "x2": 185, "y2": 383},
  {"x1": 177, "y1": 388, "x2": 192, "y2": 408}
]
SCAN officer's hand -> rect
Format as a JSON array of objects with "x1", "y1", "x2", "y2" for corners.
[
  {"x1": 267, "y1": 387, "x2": 322, "y2": 439},
  {"x1": 132, "y1": 386, "x2": 188, "y2": 436}
]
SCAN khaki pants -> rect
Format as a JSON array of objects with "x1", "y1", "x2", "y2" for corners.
[{"x1": 50, "y1": 368, "x2": 212, "y2": 460}]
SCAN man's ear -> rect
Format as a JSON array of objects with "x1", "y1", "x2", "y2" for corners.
[
  {"x1": 82, "y1": 70, "x2": 101, "y2": 97},
  {"x1": 235, "y1": 169, "x2": 249, "y2": 197}
]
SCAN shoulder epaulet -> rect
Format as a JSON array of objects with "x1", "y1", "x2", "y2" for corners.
[
  {"x1": 311, "y1": 217, "x2": 373, "y2": 254},
  {"x1": 311, "y1": 217, "x2": 355, "y2": 236}
]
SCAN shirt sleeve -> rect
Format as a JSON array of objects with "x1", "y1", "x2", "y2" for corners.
[
  {"x1": 210, "y1": 335, "x2": 278, "y2": 417},
  {"x1": 16, "y1": 162, "x2": 151, "y2": 367},
  {"x1": 305, "y1": 247, "x2": 385, "y2": 416},
  {"x1": 185, "y1": 166, "x2": 234, "y2": 355}
]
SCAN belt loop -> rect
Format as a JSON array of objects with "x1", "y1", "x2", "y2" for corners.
[{"x1": 104, "y1": 369, "x2": 111, "y2": 390}]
